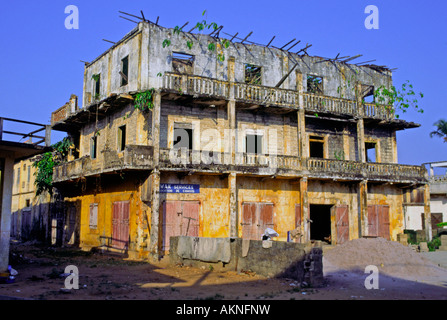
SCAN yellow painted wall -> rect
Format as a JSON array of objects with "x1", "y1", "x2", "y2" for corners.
[
  {"x1": 160, "y1": 173, "x2": 231, "y2": 238},
  {"x1": 237, "y1": 176, "x2": 300, "y2": 241}
]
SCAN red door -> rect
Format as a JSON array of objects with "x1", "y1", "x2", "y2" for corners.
[
  {"x1": 112, "y1": 201, "x2": 130, "y2": 250},
  {"x1": 162, "y1": 201, "x2": 200, "y2": 251},
  {"x1": 368, "y1": 205, "x2": 390, "y2": 240},
  {"x1": 335, "y1": 205, "x2": 349, "y2": 244},
  {"x1": 241, "y1": 202, "x2": 274, "y2": 240},
  {"x1": 378, "y1": 205, "x2": 390, "y2": 240}
]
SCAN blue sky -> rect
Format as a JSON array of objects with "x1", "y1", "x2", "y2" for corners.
[{"x1": 1, "y1": 0, "x2": 446, "y2": 168}]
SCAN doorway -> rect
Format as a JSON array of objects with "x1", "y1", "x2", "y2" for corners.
[
  {"x1": 162, "y1": 200, "x2": 200, "y2": 251},
  {"x1": 241, "y1": 202, "x2": 274, "y2": 240},
  {"x1": 112, "y1": 201, "x2": 130, "y2": 251},
  {"x1": 309, "y1": 204, "x2": 332, "y2": 243}
]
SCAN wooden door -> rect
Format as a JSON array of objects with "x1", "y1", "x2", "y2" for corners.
[
  {"x1": 162, "y1": 200, "x2": 200, "y2": 251},
  {"x1": 368, "y1": 205, "x2": 390, "y2": 240},
  {"x1": 112, "y1": 201, "x2": 130, "y2": 250},
  {"x1": 241, "y1": 203, "x2": 257, "y2": 240},
  {"x1": 241, "y1": 202, "x2": 274, "y2": 240},
  {"x1": 378, "y1": 205, "x2": 390, "y2": 240},
  {"x1": 334, "y1": 205, "x2": 349, "y2": 244}
]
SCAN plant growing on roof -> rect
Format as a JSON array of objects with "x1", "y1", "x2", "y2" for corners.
[
  {"x1": 373, "y1": 80, "x2": 423, "y2": 118},
  {"x1": 134, "y1": 88, "x2": 155, "y2": 112},
  {"x1": 162, "y1": 10, "x2": 229, "y2": 62}
]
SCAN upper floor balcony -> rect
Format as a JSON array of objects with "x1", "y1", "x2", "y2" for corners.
[
  {"x1": 53, "y1": 146, "x2": 428, "y2": 185},
  {"x1": 161, "y1": 72, "x2": 394, "y2": 121}
]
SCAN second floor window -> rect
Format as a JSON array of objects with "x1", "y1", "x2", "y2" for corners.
[
  {"x1": 90, "y1": 136, "x2": 97, "y2": 159},
  {"x1": 309, "y1": 135, "x2": 325, "y2": 158},
  {"x1": 120, "y1": 56, "x2": 129, "y2": 86},
  {"x1": 173, "y1": 124, "x2": 193, "y2": 150},
  {"x1": 172, "y1": 52, "x2": 194, "y2": 74},
  {"x1": 307, "y1": 75, "x2": 323, "y2": 94},
  {"x1": 118, "y1": 125, "x2": 126, "y2": 152},
  {"x1": 365, "y1": 142, "x2": 377, "y2": 163},
  {"x1": 93, "y1": 74, "x2": 101, "y2": 97},
  {"x1": 246, "y1": 133, "x2": 263, "y2": 155},
  {"x1": 245, "y1": 64, "x2": 262, "y2": 85}
]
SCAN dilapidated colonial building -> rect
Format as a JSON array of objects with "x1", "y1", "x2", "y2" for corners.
[{"x1": 50, "y1": 17, "x2": 430, "y2": 259}]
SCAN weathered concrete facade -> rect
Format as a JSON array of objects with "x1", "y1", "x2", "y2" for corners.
[{"x1": 51, "y1": 21, "x2": 430, "y2": 259}]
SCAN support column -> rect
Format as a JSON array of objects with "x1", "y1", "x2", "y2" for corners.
[
  {"x1": 296, "y1": 70, "x2": 307, "y2": 159},
  {"x1": 149, "y1": 90, "x2": 161, "y2": 260},
  {"x1": 152, "y1": 90, "x2": 161, "y2": 166},
  {"x1": 359, "y1": 180, "x2": 368, "y2": 238},
  {"x1": 297, "y1": 109, "x2": 308, "y2": 159},
  {"x1": 355, "y1": 83, "x2": 366, "y2": 163},
  {"x1": 423, "y1": 183, "x2": 432, "y2": 241},
  {"x1": 357, "y1": 119, "x2": 366, "y2": 163},
  {"x1": 149, "y1": 170, "x2": 160, "y2": 259},
  {"x1": 228, "y1": 172, "x2": 238, "y2": 238},
  {"x1": 227, "y1": 56, "x2": 236, "y2": 165},
  {"x1": 300, "y1": 177, "x2": 309, "y2": 242},
  {"x1": 0, "y1": 156, "x2": 14, "y2": 271}
]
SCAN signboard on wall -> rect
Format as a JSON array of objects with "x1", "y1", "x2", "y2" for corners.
[{"x1": 160, "y1": 184, "x2": 200, "y2": 194}]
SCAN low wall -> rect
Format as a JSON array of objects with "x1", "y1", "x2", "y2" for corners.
[{"x1": 169, "y1": 236, "x2": 324, "y2": 286}]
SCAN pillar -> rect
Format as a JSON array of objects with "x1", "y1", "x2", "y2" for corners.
[
  {"x1": 0, "y1": 156, "x2": 14, "y2": 271},
  {"x1": 300, "y1": 177, "x2": 309, "y2": 242},
  {"x1": 359, "y1": 180, "x2": 368, "y2": 238},
  {"x1": 149, "y1": 90, "x2": 161, "y2": 260},
  {"x1": 149, "y1": 170, "x2": 160, "y2": 259},
  {"x1": 424, "y1": 183, "x2": 432, "y2": 241},
  {"x1": 228, "y1": 172, "x2": 238, "y2": 238}
]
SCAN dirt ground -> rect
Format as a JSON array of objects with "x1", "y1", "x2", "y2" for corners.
[{"x1": 0, "y1": 240, "x2": 446, "y2": 301}]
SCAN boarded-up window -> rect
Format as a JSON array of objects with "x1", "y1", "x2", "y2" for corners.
[
  {"x1": 241, "y1": 202, "x2": 274, "y2": 240},
  {"x1": 89, "y1": 203, "x2": 98, "y2": 229}
]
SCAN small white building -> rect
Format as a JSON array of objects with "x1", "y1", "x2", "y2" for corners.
[{"x1": 404, "y1": 161, "x2": 447, "y2": 236}]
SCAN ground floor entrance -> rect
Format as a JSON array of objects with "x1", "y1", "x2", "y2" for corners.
[{"x1": 162, "y1": 200, "x2": 200, "y2": 251}]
